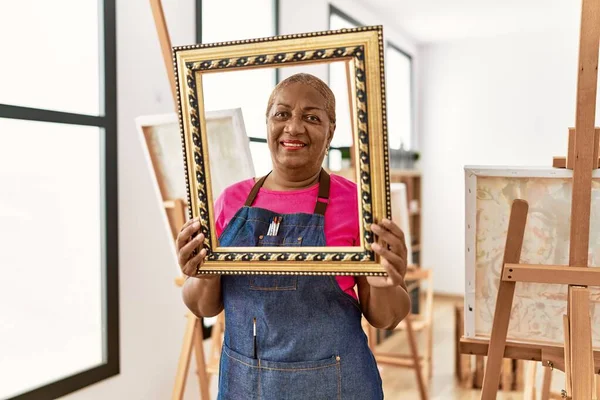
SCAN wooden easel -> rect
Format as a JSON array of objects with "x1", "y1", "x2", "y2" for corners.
[
  {"x1": 363, "y1": 266, "x2": 434, "y2": 400},
  {"x1": 477, "y1": 0, "x2": 600, "y2": 398},
  {"x1": 147, "y1": 1, "x2": 215, "y2": 398},
  {"x1": 166, "y1": 200, "x2": 212, "y2": 400}
]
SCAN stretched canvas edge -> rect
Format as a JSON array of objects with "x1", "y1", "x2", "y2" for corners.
[{"x1": 464, "y1": 167, "x2": 478, "y2": 338}]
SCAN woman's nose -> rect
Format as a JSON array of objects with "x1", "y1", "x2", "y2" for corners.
[{"x1": 284, "y1": 117, "x2": 306, "y2": 135}]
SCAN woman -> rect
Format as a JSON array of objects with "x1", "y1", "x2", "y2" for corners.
[{"x1": 177, "y1": 73, "x2": 411, "y2": 399}]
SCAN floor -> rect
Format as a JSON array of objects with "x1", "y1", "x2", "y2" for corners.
[{"x1": 378, "y1": 295, "x2": 559, "y2": 399}]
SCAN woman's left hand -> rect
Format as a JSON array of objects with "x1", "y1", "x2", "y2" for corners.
[{"x1": 367, "y1": 219, "x2": 408, "y2": 288}]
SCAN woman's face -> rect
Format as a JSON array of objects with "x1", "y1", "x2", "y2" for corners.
[{"x1": 266, "y1": 83, "x2": 334, "y2": 174}]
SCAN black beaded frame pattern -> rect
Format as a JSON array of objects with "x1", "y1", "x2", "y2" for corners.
[{"x1": 173, "y1": 26, "x2": 392, "y2": 275}]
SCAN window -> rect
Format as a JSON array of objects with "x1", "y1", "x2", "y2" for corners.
[
  {"x1": 328, "y1": 5, "x2": 415, "y2": 158},
  {"x1": 328, "y1": 6, "x2": 360, "y2": 150},
  {"x1": 386, "y1": 43, "x2": 413, "y2": 150},
  {"x1": 197, "y1": 0, "x2": 279, "y2": 178},
  {"x1": 0, "y1": 1, "x2": 119, "y2": 399}
]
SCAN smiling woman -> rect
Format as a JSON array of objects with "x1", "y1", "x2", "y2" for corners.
[{"x1": 171, "y1": 26, "x2": 411, "y2": 400}]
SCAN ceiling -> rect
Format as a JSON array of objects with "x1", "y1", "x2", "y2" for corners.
[{"x1": 362, "y1": 0, "x2": 582, "y2": 43}]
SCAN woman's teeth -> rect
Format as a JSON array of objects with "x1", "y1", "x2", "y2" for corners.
[{"x1": 282, "y1": 142, "x2": 305, "y2": 147}]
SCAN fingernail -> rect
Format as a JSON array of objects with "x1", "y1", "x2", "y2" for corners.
[
  {"x1": 382, "y1": 218, "x2": 390, "y2": 224},
  {"x1": 193, "y1": 221, "x2": 200, "y2": 227},
  {"x1": 372, "y1": 243, "x2": 380, "y2": 250}
]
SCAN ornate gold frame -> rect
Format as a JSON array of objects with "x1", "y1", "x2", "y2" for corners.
[{"x1": 173, "y1": 26, "x2": 391, "y2": 275}]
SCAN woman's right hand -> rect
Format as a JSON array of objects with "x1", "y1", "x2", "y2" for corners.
[{"x1": 176, "y1": 217, "x2": 208, "y2": 277}]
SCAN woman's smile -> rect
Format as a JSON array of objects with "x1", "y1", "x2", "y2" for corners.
[{"x1": 280, "y1": 139, "x2": 307, "y2": 151}]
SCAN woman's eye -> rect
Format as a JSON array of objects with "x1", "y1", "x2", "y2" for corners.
[
  {"x1": 275, "y1": 111, "x2": 288, "y2": 118},
  {"x1": 306, "y1": 115, "x2": 320, "y2": 122}
]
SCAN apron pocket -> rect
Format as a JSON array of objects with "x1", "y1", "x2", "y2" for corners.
[
  {"x1": 251, "y1": 235, "x2": 301, "y2": 290},
  {"x1": 258, "y1": 235, "x2": 303, "y2": 247},
  {"x1": 258, "y1": 355, "x2": 342, "y2": 400},
  {"x1": 219, "y1": 344, "x2": 260, "y2": 400}
]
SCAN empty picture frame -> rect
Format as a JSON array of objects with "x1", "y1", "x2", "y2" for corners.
[
  {"x1": 464, "y1": 166, "x2": 600, "y2": 348},
  {"x1": 173, "y1": 26, "x2": 391, "y2": 275}
]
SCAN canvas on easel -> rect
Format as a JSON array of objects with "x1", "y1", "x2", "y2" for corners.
[
  {"x1": 136, "y1": 108, "x2": 255, "y2": 227},
  {"x1": 390, "y1": 182, "x2": 413, "y2": 266},
  {"x1": 464, "y1": 166, "x2": 600, "y2": 348}
]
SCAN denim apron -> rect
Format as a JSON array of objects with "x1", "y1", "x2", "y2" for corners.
[{"x1": 217, "y1": 169, "x2": 384, "y2": 399}]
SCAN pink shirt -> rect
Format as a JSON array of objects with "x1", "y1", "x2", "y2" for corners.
[{"x1": 214, "y1": 174, "x2": 359, "y2": 299}]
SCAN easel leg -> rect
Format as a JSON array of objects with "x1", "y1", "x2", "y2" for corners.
[
  {"x1": 405, "y1": 314, "x2": 428, "y2": 400},
  {"x1": 569, "y1": 286, "x2": 594, "y2": 399},
  {"x1": 501, "y1": 358, "x2": 513, "y2": 391},
  {"x1": 523, "y1": 361, "x2": 537, "y2": 400},
  {"x1": 563, "y1": 315, "x2": 572, "y2": 397},
  {"x1": 172, "y1": 312, "x2": 198, "y2": 400},
  {"x1": 481, "y1": 200, "x2": 529, "y2": 400},
  {"x1": 192, "y1": 319, "x2": 211, "y2": 400},
  {"x1": 541, "y1": 364, "x2": 552, "y2": 400},
  {"x1": 425, "y1": 273, "x2": 434, "y2": 379}
]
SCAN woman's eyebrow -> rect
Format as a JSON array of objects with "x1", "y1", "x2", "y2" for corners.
[
  {"x1": 302, "y1": 106, "x2": 325, "y2": 112},
  {"x1": 274, "y1": 103, "x2": 324, "y2": 112}
]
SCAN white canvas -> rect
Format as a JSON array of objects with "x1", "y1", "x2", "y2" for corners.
[
  {"x1": 390, "y1": 183, "x2": 413, "y2": 265},
  {"x1": 136, "y1": 108, "x2": 255, "y2": 204},
  {"x1": 464, "y1": 166, "x2": 600, "y2": 348},
  {"x1": 135, "y1": 109, "x2": 255, "y2": 277}
]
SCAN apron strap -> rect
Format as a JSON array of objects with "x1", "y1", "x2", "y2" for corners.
[
  {"x1": 243, "y1": 169, "x2": 331, "y2": 216},
  {"x1": 314, "y1": 169, "x2": 330, "y2": 215},
  {"x1": 244, "y1": 172, "x2": 271, "y2": 207}
]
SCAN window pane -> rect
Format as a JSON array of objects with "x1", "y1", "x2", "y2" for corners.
[
  {"x1": 329, "y1": 12, "x2": 358, "y2": 148},
  {"x1": 0, "y1": 119, "x2": 104, "y2": 398},
  {"x1": 249, "y1": 142, "x2": 272, "y2": 177},
  {"x1": 0, "y1": 1, "x2": 101, "y2": 115},
  {"x1": 202, "y1": 0, "x2": 274, "y2": 43},
  {"x1": 201, "y1": 0, "x2": 276, "y2": 141},
  {"x1": 386, "y1": 46, "x2": 412, "y2": 150},
  {"x1": 202, "y1": 70, "x2": 274, "y2": 139},
  {"x1": 329, "y1": 61, "x2": 353, "y2": 148},
  {"x1": 330, "y1": 13, "x2": 357, "y2": 30}
]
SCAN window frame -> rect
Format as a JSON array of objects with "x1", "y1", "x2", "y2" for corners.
[
  {"x1": 327, "y1": 5, "x2": 363, "y2": 167},
  {"x1": 385, "y1": 41, "x2": 415, "y2": 150},
  {"x1": 0, "y1": 0, "x2": 120, "y2": 399}
]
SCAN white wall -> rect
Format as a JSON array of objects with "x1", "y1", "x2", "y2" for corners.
[
  {"x1": 418, "y1": 14, "x2": 600, "y2": 294},
  {"x1": 56, "y1": 0, "x2": 417, "y2": 399}
]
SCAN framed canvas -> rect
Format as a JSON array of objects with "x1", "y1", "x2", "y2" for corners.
[
  {"x1": 464, "y1": 166, "x2": 600, "y2": 348},
  {"x1": 173, "y1": 26, "x2": 392, "y2": 276}
]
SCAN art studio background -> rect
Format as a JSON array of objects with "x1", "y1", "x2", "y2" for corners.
[{"x1": 1, "y1": 0, "x2": 599, "y2": 399}]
